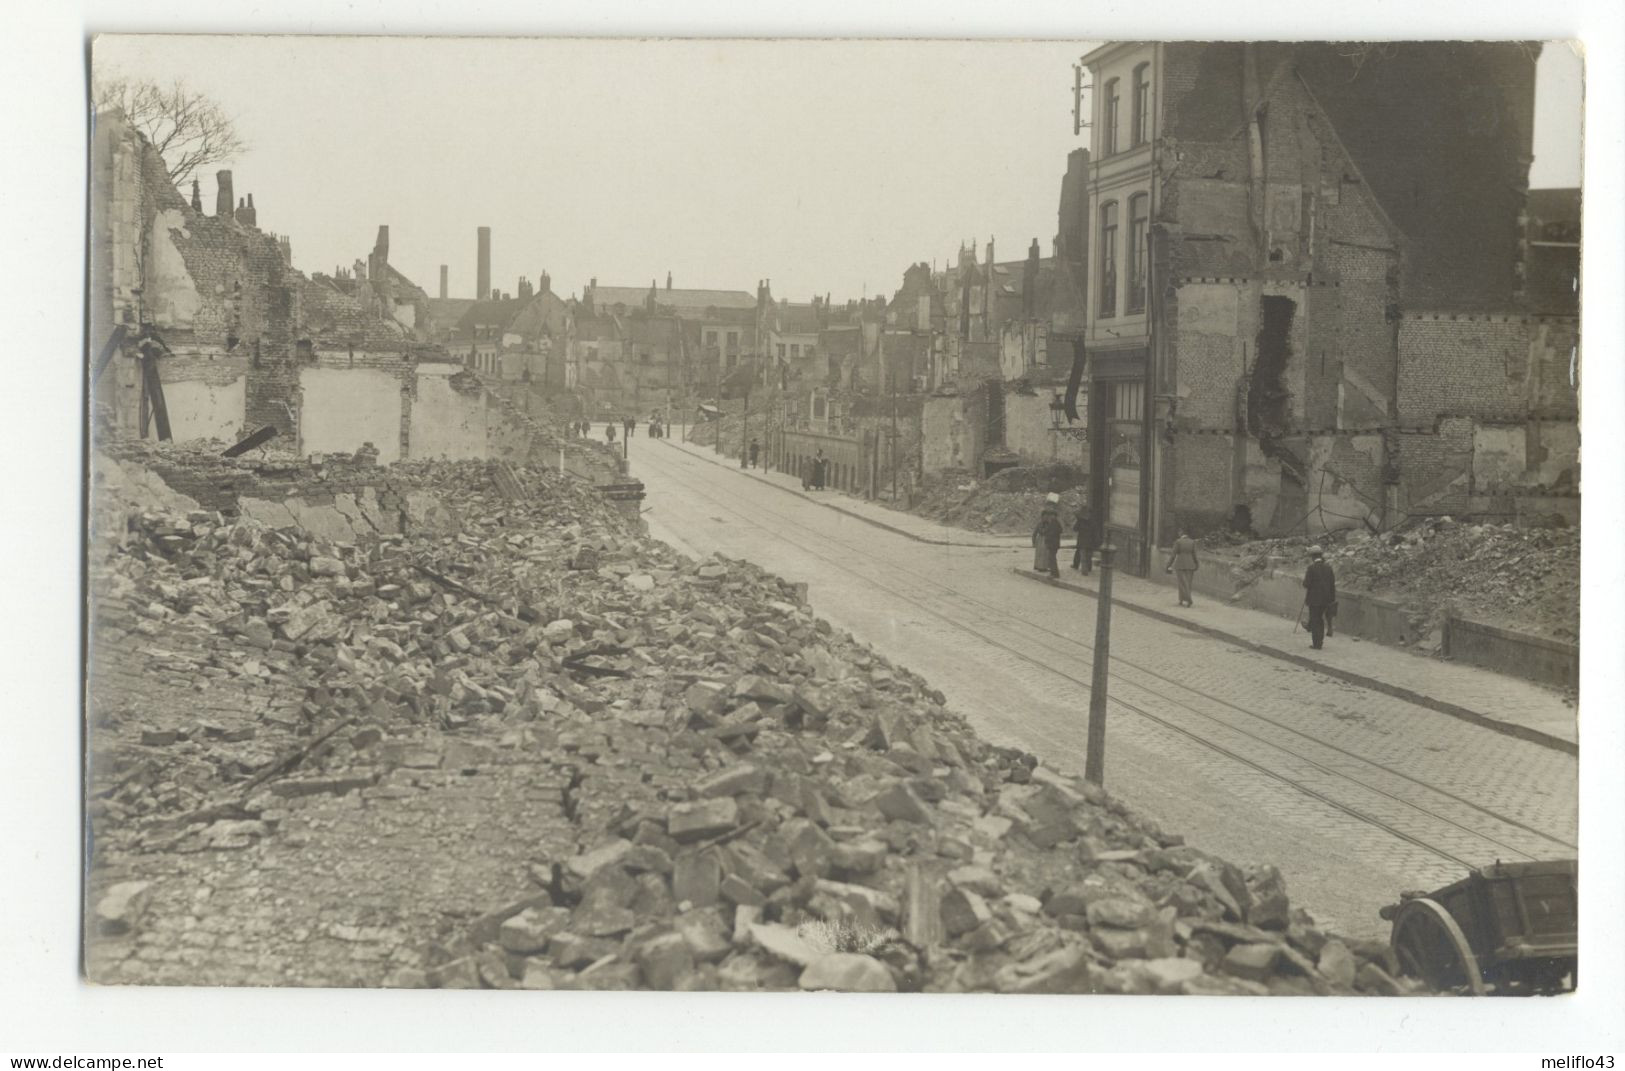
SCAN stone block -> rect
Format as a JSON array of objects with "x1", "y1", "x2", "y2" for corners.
[
  {"x1": 668, "y1": 798, "x2": 739, "y2": 843},
  {"x1": 1222, "y1": 942, "x2": 1281, "y2": 982},
  {"x1": 934, "y1": 875, "x2": 994, "y2": 935},
  {"x1": 799, "y1": 953, "x2": 897, "y2": 993},
  {"x1": 993, "y1": 946, "x2": 1094, "y2": 994}
]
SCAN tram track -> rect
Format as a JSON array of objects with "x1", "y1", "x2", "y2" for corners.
[{"x1": 638, "y1": 437, "x2": 1576, "y2": 877}]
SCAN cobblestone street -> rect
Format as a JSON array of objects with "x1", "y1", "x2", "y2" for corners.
[{"x1": 637, "y1": 432, "x2": 1579, "y2": 939}]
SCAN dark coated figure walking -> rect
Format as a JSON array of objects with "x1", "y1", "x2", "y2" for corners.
[
  {"x1": 1303, "y1": 545, "x2": 1337, "y2": 650},
  {"x1": 1033, "y1": 493, "x2": 1063, "y2": 579},
  {"x1": 1071, "y1": 502, "x2": 1094, "y2": 574}
]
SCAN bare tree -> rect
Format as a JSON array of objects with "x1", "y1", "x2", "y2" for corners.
[{"x1": 92, "y1": 75, "x2": 248, "y2": 187}]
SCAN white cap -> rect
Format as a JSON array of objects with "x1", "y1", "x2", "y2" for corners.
[{"x1": 1045, "y1": 493, "x2": 1061, "y2": 504}]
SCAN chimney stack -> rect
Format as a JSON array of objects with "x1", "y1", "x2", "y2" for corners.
[
  {"x1": 215, "y1": 170, "x2": 234, "y2": 219},
  {"x1": 234, "y1": 193, "x2": 257, "y2": 227},
  {"x1": 190, "y1": 179, "x2": 202, "y2": 212},
  {"x1": 439, "y1": 265, "x2": 448, "y2": 299},
  {"x1": 476, "y1": 227, "x2": 492, "y2": 301},
  {"x1": 666, "y1": 271, "x2": 673, "y2": 290}
]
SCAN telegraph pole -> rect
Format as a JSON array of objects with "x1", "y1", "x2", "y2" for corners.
[
  {"x1": 740, "y1": 384, "x2": 750, "y2": 467},
  {"x1": 891, "y1": 369, "x2": 900, "y2": 501},
  {"x1": 1085, "y1": 544, "x2": 1116, "y2": 786}
]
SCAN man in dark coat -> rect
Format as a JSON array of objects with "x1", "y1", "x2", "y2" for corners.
[
  {"x1": 1302, "y1": 545, "x2": 1337, "y2": 650},
  {"x1": 1071, "y1": 503, "x2": 1094, "y2": 574},
  {"x1": 1034, "y1": 494, "x2": 1064, "y2": 579},
  {"x1": 749, "y1": 439, "x2": 760, "y2": 468}
]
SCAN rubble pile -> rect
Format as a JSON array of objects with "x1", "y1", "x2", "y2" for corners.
[
  {"x1": 88, "y1": 444, "x2": 1421, "y2": 995},
  {"x1": 1211, "y1": 518, "x2": 1579, "y2": 643},
  {"x1": 895, "y1": 464, "x2": 1087, "y2": 535}
]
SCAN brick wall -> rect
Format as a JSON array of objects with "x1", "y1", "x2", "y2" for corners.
[
  {"x1": 1168, "y1": 433, "x2": 1235, "y2": 534},
  {"x1": 1398, "y1": 314, "x2": 1579, "y2": 423}
]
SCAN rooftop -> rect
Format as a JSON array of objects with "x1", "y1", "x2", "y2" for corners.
[{"x1": 588, "y1": 285, "x2": 756, "y2": 312}]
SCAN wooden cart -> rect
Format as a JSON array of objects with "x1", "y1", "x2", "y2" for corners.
[{"x1": 1381, "y1": 859, "x2": 1576, "y2": 995}]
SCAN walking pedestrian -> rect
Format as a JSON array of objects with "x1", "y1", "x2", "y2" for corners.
[
  {"x1": 606, "y1": 422, "x2": 616, "y2": 444},
  {"x1": 1071, "y1": 501, "x2": 1094, "y2": 574},
  {"x1": 1033, "y1": 494, "x2": 1063, "y2": 579},
  {"x1": 1303, "y1": 545, "x2": 1337, "y2": 650},
  {"x1": 624, "y1": 416, "x2": 635, "y2": 438},
  {"x1": 1165, "y1": 529, "x2": 1200, "y2": 607},
  {"x1": 749, "y1": 438, "x2": 760, "y2": 468},
  {"x1": 812, "y1": 449, "x2": 827, "y2": 490}
]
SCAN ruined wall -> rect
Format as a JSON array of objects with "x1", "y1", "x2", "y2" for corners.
[
  {"x1": 921, "y1": 395, "x2": 974, "y2": 473},
  {"x1": 1398, "y1": 314, "x2": 1579, "y2": 423},
  {"x1": 1158, "y1": 63, "x2": 1407, "y2": 538},
  {"x1": 1004, "y1": 392, "x2": 1082, "y2": 468},
  {"x1": 410, "y1": 365, "x2": 490, "y2": 460},
  {"x1": 1394, "y1": 313, "x2": 1579, "y2": 513},
  {"x1": 161, "y1": 353, "x2": 248, "y2": 442},
  {"x1": 299, "y1": 366, "x2": 406, "y2": 464}
]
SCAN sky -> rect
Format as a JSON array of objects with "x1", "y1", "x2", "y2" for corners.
[{"x1": 93, "y1": 36, "x2": 1583, "y2": 305}]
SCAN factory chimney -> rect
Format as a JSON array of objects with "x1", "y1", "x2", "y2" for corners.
[{"x1": 476, "y1": 227, "x2": 492, "y2": 301}]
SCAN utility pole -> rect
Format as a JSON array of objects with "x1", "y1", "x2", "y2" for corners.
[
  {"x1": 891, "y1": 369, "x2": 899, "y2": 501},
  {"x1": 740, "y1": 385, "x2": 750, "y2": 467},
  {"x1": 1085, "y1": 544, "x2": 1116, "y2": 785}
]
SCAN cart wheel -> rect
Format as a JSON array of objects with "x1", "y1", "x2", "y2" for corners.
[{"x1": 1390, "y1": 898, "x2": 1487, "y2": 995}]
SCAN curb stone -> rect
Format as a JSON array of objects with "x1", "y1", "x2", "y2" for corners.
[{"x1": 1012, "y1": 568, "x2": 1576, "y2": 757}]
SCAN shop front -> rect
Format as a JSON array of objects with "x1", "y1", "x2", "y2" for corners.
[{"x1": 1087, "y1": 347, "x2": 1151, "y2": 576}]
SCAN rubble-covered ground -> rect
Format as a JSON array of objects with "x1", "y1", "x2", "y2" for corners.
[
  {"x1": 1206, "y1": 517, "x2": 1579, "y2": 643},
  {"x1": 85, "y1": 439, "x2": 1422, "y2": 995},
  {"x1": 886, "y1": 464, "x2": 1088, "y2": 535}
]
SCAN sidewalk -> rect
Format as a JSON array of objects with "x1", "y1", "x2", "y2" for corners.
[
  {"x1": 1013, "y1": 568, "x2": 1577, "y2": 753},
  {"x1": 652, "y1": 430, "x2": 1577, "y2": 754},
  {"x1": 655, "y1": 434, "x2": 1031, "y2": 550}
]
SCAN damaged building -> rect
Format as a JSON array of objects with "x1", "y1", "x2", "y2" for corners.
[
  {"x1": 1071, "y1": 41, "x2": 1579, "y2": 575},
  {"x1": 88, "y1": 110, "x2": 545, "y2": 465}
]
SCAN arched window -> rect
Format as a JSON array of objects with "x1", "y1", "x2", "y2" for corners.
[
  {"x1": 1127, "y1": 194, "x2": 1149, "y2": 313},
  {"x1": 1099, "y1": 201, "x2": 1119, "y2": 318},
  {"x1": 1102, "y1": 78, "x2": 1121, "y2": 155},
  {"x1": 1132, "y1": 63, "x2": 1151, "y2": 147}
]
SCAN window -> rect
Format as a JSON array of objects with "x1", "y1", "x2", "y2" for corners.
[
  {"x1": 790, "y1": 344, "x2": 801, "y2": 359},
  {"x1": 1127, "y1": 194, "x2": 1149, "y2": 313},
  {"x1": 727, "y1": 330, "x2": 739, "y2": 350},
  {"x1": 776, "y1": 343, "x2": 786, "y2": 359},
  {"x1": 706, "y1": 331, "x2": 717, "y2": 346},
  {"x1": 1102, "y1": 78, "x2": 1120, "y2": 155},
  {"x1": 1132, "y1": 64, "x2": 1151, "y2": 147},
  {"x1": 1114, "y1": 380, "x2": 1144, "y2": 421},
  {"x1": 1099, "y1": 201, "x2": 1119, "y2": 318}
]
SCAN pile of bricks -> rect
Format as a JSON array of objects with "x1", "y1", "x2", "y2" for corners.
[{"x1": 86, "y1": 445, "x2": 1422, "y2": 995}]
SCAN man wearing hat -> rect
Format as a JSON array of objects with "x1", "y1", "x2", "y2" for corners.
[
  {"x1": 1165, "y1": 528, "x2": 1200, "y2": 607},
  {"x1": 1302, "y1": 545, "x2": 1338, "y2": 650},
  {"x1": 1033, "y1": 494, "x2": 1064, "y2": 579}
]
